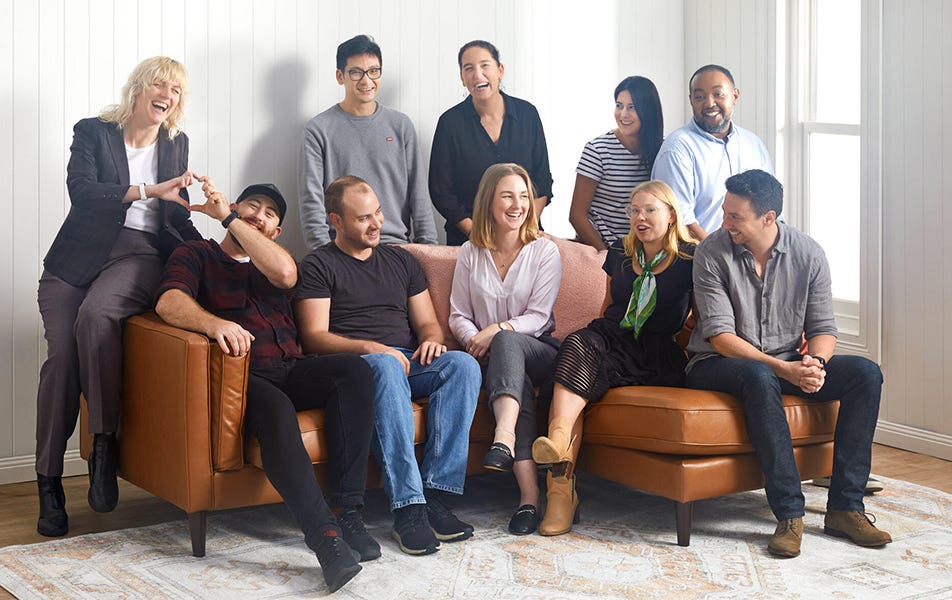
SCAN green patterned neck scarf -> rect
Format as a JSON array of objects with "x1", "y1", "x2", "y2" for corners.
[{"x1": 619, "y1": 245, "x2": 667, "y2": 339}]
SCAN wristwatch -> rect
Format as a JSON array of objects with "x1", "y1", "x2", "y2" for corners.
[
  {"x1": 138, "y1": 183, "x2": 147, "y2": 201},
  {"x1": 814, "y1": 356, "x2": 827, "y2": 369},
  {"x1": 221, "y1": 210, "x2": 240, "y2": 229},
  {"x1": 498, "y1": 322, "x2": 512, "y2": 331}
]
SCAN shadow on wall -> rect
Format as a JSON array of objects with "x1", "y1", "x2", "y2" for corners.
[{"x1": 241, "y1": 58, "x2": 309, "y2": 259}]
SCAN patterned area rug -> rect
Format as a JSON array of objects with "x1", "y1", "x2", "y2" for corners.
[{"x1": 1, "y1": 473, "x2": 950, "y2": 599}]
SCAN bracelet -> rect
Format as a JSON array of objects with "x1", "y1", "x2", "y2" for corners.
[
  {"x1": 138, "y1": 183, "x2": 147, "y2": 201},
  {"x1": 221, "y1": 210, "x2": 240, "y2": 229}
]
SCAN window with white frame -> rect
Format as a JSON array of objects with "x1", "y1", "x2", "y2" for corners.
[{"x1": 789, "y1": 0, "x2": 879, "y2": 357}]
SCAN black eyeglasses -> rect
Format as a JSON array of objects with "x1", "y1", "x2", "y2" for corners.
[{"x1": 346, "y1": 67, "x2": 382, "y2": 81}]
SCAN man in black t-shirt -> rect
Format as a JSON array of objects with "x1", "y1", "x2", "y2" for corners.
[{"x1": 296, "y1": 176, "x2": 481, "y2": 556}]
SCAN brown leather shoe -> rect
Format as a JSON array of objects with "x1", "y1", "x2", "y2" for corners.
[
  {"x1": 824, "y1": 510, "x2": 892, "y2": 547},
  {"x1": 767, "y1": 517, "x2": 803, "y2": 557},
  {"x1": 539, "y1": 472, "x2": 580, "y2": 536}
]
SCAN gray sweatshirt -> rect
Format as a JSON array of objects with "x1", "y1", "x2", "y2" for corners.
[{"x1": 298, "y1": 103, "x2": 438, "y2": 249}]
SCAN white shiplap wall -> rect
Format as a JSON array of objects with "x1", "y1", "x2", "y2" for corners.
[
  {"x1": 683, "y1": 0, "x2": 779, "y2": 161},
  {"x1": 0, "y1": 0, "x2": 685, "y2": 483},
  {"x1": 875, "y1": 0, "x2": 952, "y2": 458}
]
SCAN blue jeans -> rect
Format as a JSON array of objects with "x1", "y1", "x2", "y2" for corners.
[
  {"x1": 362, "y1": 348, "x2": 480, "y2": 511},
  {"x1": 686, "y1": 355, "x2": 882, "y2": 520}
]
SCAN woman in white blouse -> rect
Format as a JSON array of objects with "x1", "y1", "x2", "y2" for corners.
[{"x1": 449, "y1": 163, "x2": 562, "y2": 535}]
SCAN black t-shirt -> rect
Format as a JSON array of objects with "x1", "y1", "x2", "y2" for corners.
[
  {"x1": 601, "y1": 240, "x2": 695, "y2": 337},
  {"x1": 297, "y1": 243, "x2": 429, "y2": 349}
]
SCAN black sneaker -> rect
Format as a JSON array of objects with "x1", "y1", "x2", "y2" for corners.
[
  {"x1": 391, "y1": 504, "x2": 439, "y2": 555},
  {"x1": 337, "y1": 508, "x2": 381, "y2": 561},
  {"x1": 314, "y1": 535, "x2": 362, "y2": 593},
  {"x1": 424, "y1": 489, "x2": 474, "y2": 542}
]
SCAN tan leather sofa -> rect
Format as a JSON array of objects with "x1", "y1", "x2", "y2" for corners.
[{"x1": 81, "y1": 236, "x2": 836, "y2": 554}]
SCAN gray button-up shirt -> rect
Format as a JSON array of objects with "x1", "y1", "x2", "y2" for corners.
[{"x1": 686, "y1": 223, "x2": 837, "y2": 372}]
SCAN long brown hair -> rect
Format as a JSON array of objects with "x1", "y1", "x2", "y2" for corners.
[{"x1": 469, "y1": 163, "x2": 540, "y2": 249}]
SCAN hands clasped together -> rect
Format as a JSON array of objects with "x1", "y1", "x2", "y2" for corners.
[
  {"x1": 465, "y1": 324, "x2": 501, "y2": 360},
  {"x1": 783, "y1": 354, "x2": 826, "y2": 395}
]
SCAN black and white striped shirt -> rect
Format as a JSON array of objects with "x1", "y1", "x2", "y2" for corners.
[{"x1": 575, "y1": 131, "x2": 650, "y2": 245}]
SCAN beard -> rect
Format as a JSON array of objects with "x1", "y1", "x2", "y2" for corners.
[{"x1": 694, "y1": 113, "x2": 731, "y2": 135}]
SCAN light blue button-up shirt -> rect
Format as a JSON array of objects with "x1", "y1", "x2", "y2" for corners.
[{"x1": 652, "y1": 120, "x2": 773, "y2": 233}]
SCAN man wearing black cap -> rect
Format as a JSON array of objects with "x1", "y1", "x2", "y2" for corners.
[{"x1": 154, "y1": 179, "x2": 376, "y2": 593}]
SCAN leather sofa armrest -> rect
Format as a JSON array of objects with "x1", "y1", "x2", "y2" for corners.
[
  {"x1": 122, "y1": 313, "x2": 249, "y2": 505},
  {"x1": 205, "y1": 331, "x2": 250, "y2": 471}
]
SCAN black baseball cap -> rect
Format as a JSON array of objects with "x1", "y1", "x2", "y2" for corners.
[{"x1": 236, "y1": 183, "x2": 287, "y2": 225}]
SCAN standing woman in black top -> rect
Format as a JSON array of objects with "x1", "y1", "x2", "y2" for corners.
[
  {"x1": 35, "y1": 56, "x2": 201, "y2": 537},
  {"x1": 429, "y1": 40, "x2": 553, "y2": 245}
]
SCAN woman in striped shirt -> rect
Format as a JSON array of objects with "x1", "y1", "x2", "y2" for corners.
[{"x1": 569, "y1": 76, "x2": 664, "y2": 250}]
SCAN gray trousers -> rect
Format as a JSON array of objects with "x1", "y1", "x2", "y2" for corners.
[
  {"x1": 35, "y1": 228, "x2": 163, "y2": 476},
  {"x1": 485, "y1": 330, "x2": 559, "y2": 460}
]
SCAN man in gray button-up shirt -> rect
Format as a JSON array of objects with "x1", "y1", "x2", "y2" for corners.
[{"x1": 686, "y1": 169, "x2": 890, "y2": 558}]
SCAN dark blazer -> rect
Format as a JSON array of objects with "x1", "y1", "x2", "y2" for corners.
[{"x1": 43, "y1": 117, "x2": 202, "y2": 287}]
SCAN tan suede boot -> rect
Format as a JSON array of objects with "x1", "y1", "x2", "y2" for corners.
[
  {"x1": 824, "y1": 510, "x2": 892, "y2": 547},
  {"x1": 532, "y1": 416, "x2": 577, "y2": 466},
  {"x1": 539, "y1": 472, "x2": 579, "y2": 536},
  {"x1": 767, "y1": 517, "x2": 803, "y2": 557}
]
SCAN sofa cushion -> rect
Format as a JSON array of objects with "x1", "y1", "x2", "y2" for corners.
[
  {"x1": 544, "y1": 236, "x2": 608, "y2": 340},
  {"x1": 243, "y1": 403, "x2": 426, "y2": 469},
  {"x1": 583, "y1": 386, "x2": 839, "y2": 456},
  {"x1": 403, "y1": 244, "x2": 463, "y2": 350},
  {"x1": 404, "y1": 237, "x2": 608, "y2": 347}
]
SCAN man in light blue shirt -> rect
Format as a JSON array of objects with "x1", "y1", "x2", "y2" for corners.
[{"x1": 652, "y1": 64, "x2": 772, "y2": 240}]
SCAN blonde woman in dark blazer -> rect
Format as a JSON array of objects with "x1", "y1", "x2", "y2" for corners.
[{"x1": 36, "y1": 56, "x2": 201, "y2": 537}]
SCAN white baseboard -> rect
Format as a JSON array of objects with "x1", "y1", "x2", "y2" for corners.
[
  {"x1": 875, "y1": 420, "x2": 952, "y2": 461},
  {"x1": 0, "y1": 451, "x2": 87, "y2": 485}
]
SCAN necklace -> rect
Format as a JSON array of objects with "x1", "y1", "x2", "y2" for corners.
[{"x1": 490, "y1": 246, "x2": 521, "y2": 268}]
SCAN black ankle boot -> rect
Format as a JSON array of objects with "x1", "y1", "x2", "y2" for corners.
[
  {"x1": 37, "y1": 473, "x2": 68, "y2": 537},
  {"x1": 88, "y1": 432, "x2": 119, "y2": 512}
]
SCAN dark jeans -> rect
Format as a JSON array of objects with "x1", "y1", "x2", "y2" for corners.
[
  {"x1": 686, "y1": 354, "x2": 882, "y2": 520},
  {"x1": 247, "y1": 354, "x2": 374, "y2": 551}
]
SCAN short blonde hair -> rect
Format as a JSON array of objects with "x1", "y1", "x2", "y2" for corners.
[
  {"x1": 469, "y1": 163, "x2": 540, "y2": 249},
  {"x1": 622, "y1": 180, "x2": 696, "y2": 267},
  {"x1": 99, "y1": 56, "x2": 189, "y2": 139}
]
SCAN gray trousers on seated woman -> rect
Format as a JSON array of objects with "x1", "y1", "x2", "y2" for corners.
[
  {"x1": 35, "y1": 228, "x2": 163, "y2": 476},
  {"x1": 486, "y1": 330, "x2": 559, "y2": 460}
]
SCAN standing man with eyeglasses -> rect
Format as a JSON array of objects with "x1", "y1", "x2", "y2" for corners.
[{"x1": 299, "y1": 34, "x2": 438, "y2": 250}]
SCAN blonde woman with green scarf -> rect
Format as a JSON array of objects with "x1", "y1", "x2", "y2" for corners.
[{"x1": 532, "y1": 180, "x2": 697, "y2": 535}]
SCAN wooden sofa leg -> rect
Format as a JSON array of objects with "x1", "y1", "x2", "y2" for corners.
[
  {"x1": 188, "y1": 511, "x2": 207, "y2": 557},
  {"x1": 676, "y1": 501, "x2": 693, "y2": 547}
]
